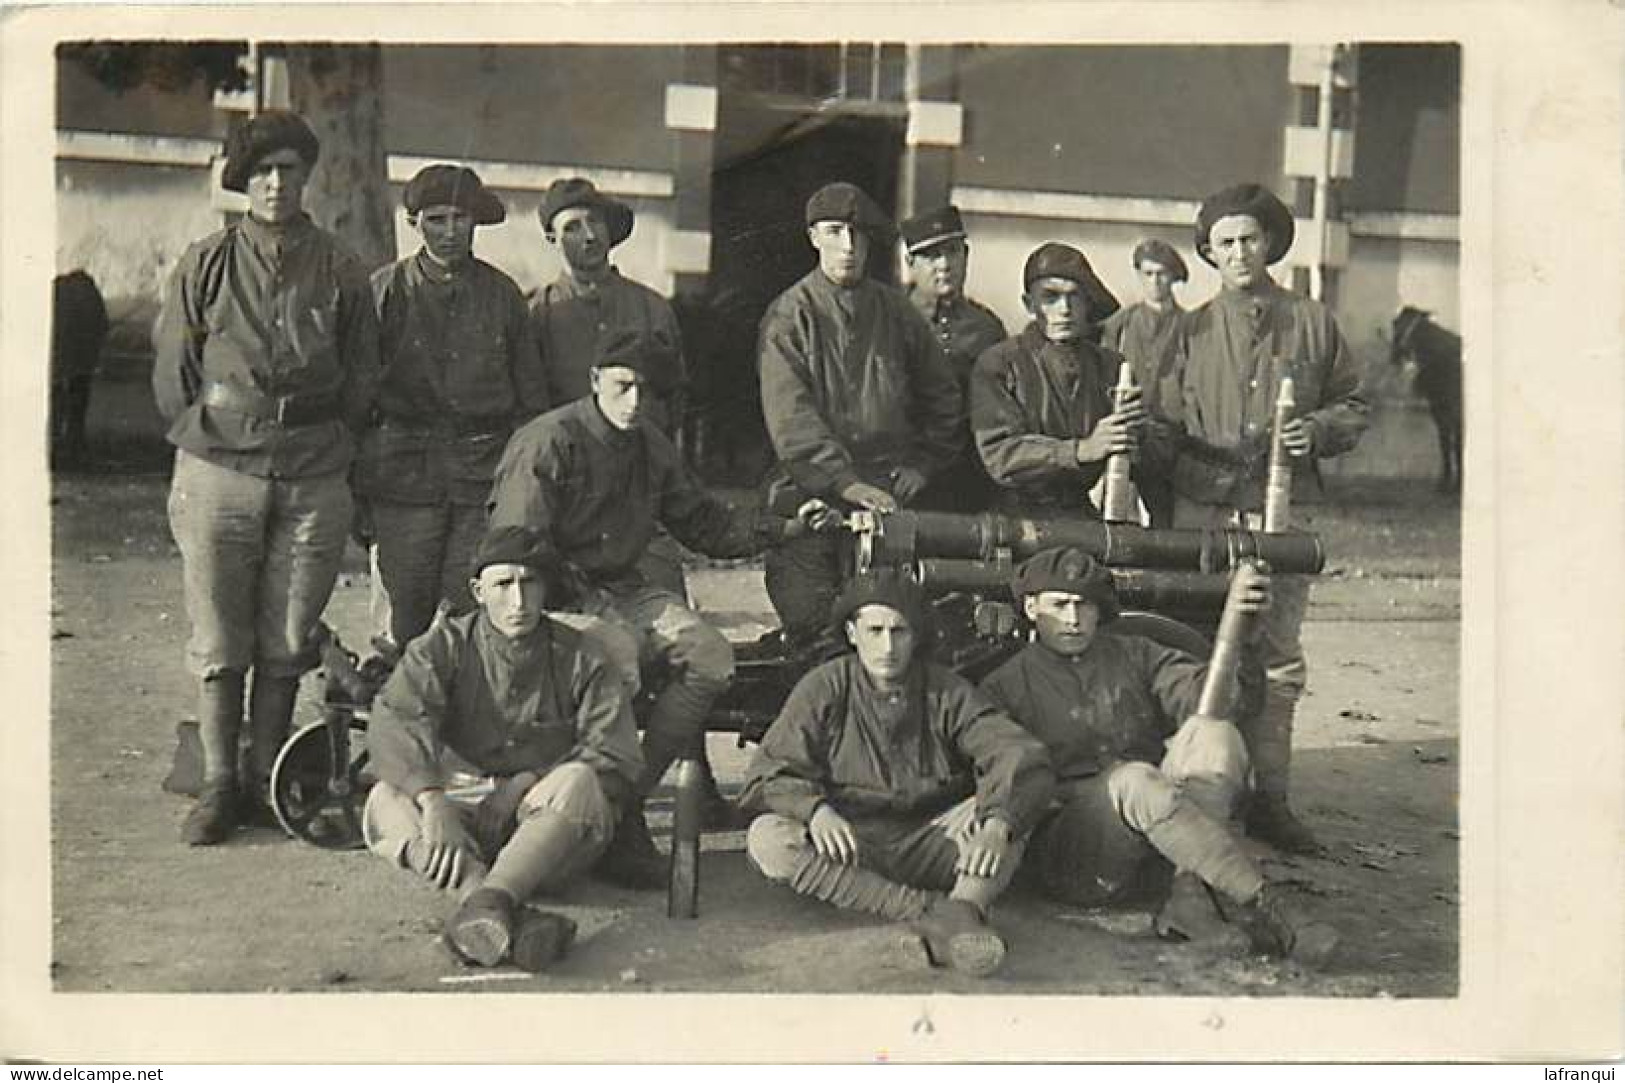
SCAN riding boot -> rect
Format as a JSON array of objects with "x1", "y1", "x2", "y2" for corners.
[
  {"x1": 1244, "y1": 690, "x2": 1322, "y2": 854},
  {"x1": 181, "y1": 672, "x2": 245, "y2": 846},
  {"x1": 244, "y1": 672, "x2": 301, "y2": 822},
  {"x1": 786, "y1": 848, "x2": 938, "y2": 921}
]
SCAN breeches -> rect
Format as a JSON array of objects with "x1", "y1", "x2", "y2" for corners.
[{"x1": 370, "y1": 500, "x2": 485, "y2": 647}]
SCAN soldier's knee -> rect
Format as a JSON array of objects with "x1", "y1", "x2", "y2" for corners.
[
  {"x1": 521, "y1": 762, "x2": 613, "y2": 840},
  {"x1": 745, "y1": 814, "x2": 811, "y2": 882},
  {"x1": 1107, "y1": 761, "x2": 1180, "y2": 831},
  {"x1": 673, "y1": 620, "x2": 735, "y2": 687}
]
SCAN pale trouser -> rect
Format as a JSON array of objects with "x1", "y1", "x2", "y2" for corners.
[
  {"x1": 363, "y1": 761, "x2": 616, "y2": 896},
  {"x1": 747, "y1": 797, "x2": 1023, "y2": 914},
  {"x1": 369, "y1": 501, "x2": 486, "y2": 648},
  {"x1": 166, "y1": 449, "x2": 352, "y2": 679}
]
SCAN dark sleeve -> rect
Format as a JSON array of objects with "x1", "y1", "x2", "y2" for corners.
[
  {"x1": 1133, "y1": 637, "x2": 1210, "y2": 733},
  {"x1": 150, "y1": 243, "x2": 208, "y2": 426},
  {"x1": 654, "y1": 431, "x2": 782, "y2": 558},
  {"x1": 563, "y1": 637, "x2": 643, "y2": 808},
  {"x1": 1305, "y1": 313, "x2": 1370, "y2": 459},
  {"x1": 486, "y1": 422, "x2": 564, "y2": 537},
  {"x1": 368, "y1": 624, "x2": 460, "y2": 798},
  {"x1": 506, "y1": 279, "x2": 550, "y2": 418},
  {"x1": 738, "y1": 667, "x2": 837, "y2": 822},
  {"x1": 971, "y1": 350, "x2": 1082, "y2": 487},
  {"x1": 938, "y1": 673, "x2": 1055, "y2": 835},
  {"x1": 334, "y1": 250, "x2": 382, "y2": 435},
  {"x1": 758, "y1": 301, "x2": 862, "y2": 499},
  {"x1": 652, "y1": 293, "x2": 689, "y2": 394},
  {"x1": 898, "y1": 303, "x2": 964, "y2": 479}
]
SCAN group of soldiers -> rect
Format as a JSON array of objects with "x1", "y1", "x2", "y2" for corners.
[{"x1": 152, "y1": 109, "x2": 1366, "y2": 977}]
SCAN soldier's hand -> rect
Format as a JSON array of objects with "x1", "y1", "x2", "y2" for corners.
[
  {"x1": 1112, "y1": 385, "x2": 1148, "y2": 427},
  {"x1": 1075, "y1": 412, "x2": 1140, "y2": 463},
  {"x1": 955, "y1": 815, "x2": 1013, "y2": 879},
  {"x1": 350, "y1": 499, "x2": 376, "y2": 548},
  {"x1": 809, "y1": 803, "x2": 859, "y2": 865},
  {"x1": 419, "y1": 792, "x2": 480, "y2": 890},
  {"x1": 889, "y1": 466, "x2": 929, "y2": 504},
  {"x1": 791, "y1": 498, "x2": 846, "y2": 536},
  {"x1": 938, "y1": 799, "x2": 980, "y2": 847},
  {"x1": 475, "y1": 772, "x2": 532, "y2": 850},
  {"x1": 1232, "y1": 563, "x2": 1273, "y2": 613},
  {"x1": 1281, "y1": 417, "x2": 1317, "y2": 458},
  {"x1": 838, "y1": 481, "x2": 899, "y2": 515}
]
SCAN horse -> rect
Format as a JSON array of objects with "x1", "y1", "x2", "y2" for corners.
[{"x1": 1390, "y1": 306, "x2": 1463, "y2": 494}]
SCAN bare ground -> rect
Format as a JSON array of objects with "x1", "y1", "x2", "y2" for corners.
[{"x1": 47, "y1": 469, "x2": 1460, "y2": 996}]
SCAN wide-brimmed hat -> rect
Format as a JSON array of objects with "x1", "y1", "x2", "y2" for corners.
[
  {"x1": 1011, "y1": 547, "x2": 1120, "y2": 623},
  {"x1": 1195, "y1": 183, "x2": 1295, "y2": 267},
  {"x1": 538, "y1": 177, "x2": 634, "y2": 246},
  {"x1": 220, "y1": 110, "x2": 320, "y2": 194},
  {"x1": 403, "y1": 164, "x2": 505, "y2": 226}
]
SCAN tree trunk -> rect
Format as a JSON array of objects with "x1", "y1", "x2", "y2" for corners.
[{"x1": 285, "y1": 44, "x2": 394, "y2": 271}]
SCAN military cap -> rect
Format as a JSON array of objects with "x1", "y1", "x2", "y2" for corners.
[
  {"x1": 1131, "y1": 238, "x2": 1189, "y2": 283},
  {"x1": 538, "y1": 177, "x2": 634, "y2": 246},
  {"x1": 830, "y1": 569, "x2": 932, "y2": 635},
  {"x1": 471, "y1": 525, "x2": 557, "y2": 577},
  {"x1": 1194, "y1": 183, "x2": 1296, "y2": 267},
  {"x1": 593, "y1": 327, "x2": 680, "y2": 381},
  {"x1": 403, "y1": 164, "x2": 506, "y2": 225},
  {"x1": 804, "y1": 182, "x2": 892, "y2": 235},
  {"x1": 1011, "y1": 547, "x2": 1120, "y2": 622},
  {"x1": 1022, "y1": 242, "x2": 1121, "y2": 322},
  {"x1": 220, "y1": 110, "x2": 320, "y2": 194},
  {"x1": 899, "y1": 205, "x2": 967, "y2": 254}
]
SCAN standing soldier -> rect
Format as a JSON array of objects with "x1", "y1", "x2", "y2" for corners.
[
  {"x1": 152, "y1": 111, "x2": 380, "y2": 845},
  {"x1": 758, "y1": 182, "x2": 963, "y2": 648},
  {"x1": 898, "y1": 204, "x2": 1006, "y2": 513},
  {"x1": 970, "y1": 243, "x2": 1153, "y2": 515},
  {"x1": 358, "y1": 164, "x2": 546, "y2": 651},
  {"x1": 1099, "y1": 238, "x2": 1190, "y2": 526},
  {"x1": 1170, "y1": 183, "x2": 1369, "y2": 853}
]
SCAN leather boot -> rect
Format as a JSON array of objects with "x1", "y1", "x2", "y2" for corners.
[
  {"x1": 510, "y1": 908, "x2": 578, "y2": 973},
  {"x1": 182, "y1": 673, "x2": 244, "y2": 845},
  {"x1": 244, "y1": 672, "x2": 301, "y2": 823},
  {"x1": 786, "y1": 849, "x2": 938, "y2": 921},
  {"x1": 1153, "y1": 871, "x2": 1250, "y2": 953},
  {"x1": 691, "y1": 745, "x2": 748, "y2": 832},
  {"x1": 1234, "y1": 883, "x2": 1340, "y2": 968},
  {"x1": 1246, "y1": 794, "x2": 1323, "y2": 855},
  {"x1": 444, "y1": 887, "x2": 517, "y2": 967},
  {"x1": 594, "y1": 802, "x2": 666, "y2": 890},
  {"x1": 909, "y1": 897, "x2": 1007, "y2": 977},
  {"x1": 1243, "y1": 690, "x2": 1322, "y2": 854}
]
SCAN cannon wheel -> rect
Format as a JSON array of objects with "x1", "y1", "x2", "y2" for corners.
[
  {"x1": 1112, "y1": 611, "x2": 1212, "y2": 660},
  {"x1": 270, "y1": 713, "x2": 373, "y2": 850}
]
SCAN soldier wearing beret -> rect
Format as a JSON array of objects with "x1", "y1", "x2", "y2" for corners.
[
  {"x1": 898, "y1": 204, "x2": 1006, "y2": 513},
  {"x1": 757, "y1": 182, "x2": 963, "y2": 648},
  {"x1": 740, "y1": 571, "x2": 1054, "y2": 977},
  {"x1": 363, "y1": 526, "x2": 640, "y2": 972},
  {"x1": 1099, "y1": 238, "x2": 1191, "y2": 526},
  {"x1": 970, "y1": 242, "x2": 1157, "y2": 515},
  {"x1": 1168, "y1": 183, "x2": 1370, "y2": 853},
  {"x1": 152, "y1": 110, "x2": 381, "y2": 845},
  {"x1": 979, "y1": 549, "x2": 1338, "y2": 966},
  {"x1": 488, "y1": 330, "x2": 839, "y2": 887},
  {"x1": 357, "y1": 164, "x2": 547, "y2": 652}
]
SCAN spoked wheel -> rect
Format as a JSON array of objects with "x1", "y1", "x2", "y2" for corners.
[
  {"x1": 1112, "y1": 611, "x2": 1213, "y2": 660},
  {"x1": 270, "y1": 711, "x2": 373, "y2": 850}
]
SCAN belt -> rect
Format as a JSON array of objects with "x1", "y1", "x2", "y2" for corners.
[
  {"x1": 201, "y1": 381, "x2": 340, "y2": 427},
  {"x1": 380, "y1": 413, "x2": 512, "y2": 438}
]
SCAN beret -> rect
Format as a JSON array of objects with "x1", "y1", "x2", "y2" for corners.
[
  {"x1": 1194, "y1": 183, "x2": 1295, "y2": 267},
  {"x1": 471, "y1": 525, "x2": 557, "y2": 578},
  {"x1": 830, "y1": 569, "x2": 931, "y2": 636},
  {"x1": 593, "y1": 327, "x2": 681, "y2": 382},
  {"x1": 1130, "y1": 238, "x2": 1189, "y2": 283},
  {"x1": 804, "y1": 182, "x2": 892, "y2": 235},
  {"x1": 1022, "y1": 242, "x2": 1121, "y2": 322},
  {"x1": 403, "y1": 164, "x2": 505, "y2": 225},
  {"x1": 220, "y1": 110, "x2": 320, "y2": 194},
  {"x1": 899, "y1": 204, "x2": 966, "y2": 254},
  {"x1": 538, "y1": 177, "x2": 634, "y2": 246},
  {"x1": 1011, "y1": 547, "x2": 1120, "y2": 623}
]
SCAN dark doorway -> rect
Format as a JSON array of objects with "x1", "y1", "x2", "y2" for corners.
[{"x1": 683, "y1": 95, "x2": 905, "y2": 486}]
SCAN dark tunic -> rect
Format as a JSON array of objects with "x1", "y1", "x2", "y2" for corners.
[
  {"x1": 369, "y1": 610, "x2": 642, "y2": 807},
  {"x1": 1099, "y1": 301, "x2": 1184, "y2": 417},
  {"x1": 910, "y1": 291, "x2": 1007, "y2": 388},
  {"x1": 739, "y1": 654, "x2": 1055, "y2": 836}
]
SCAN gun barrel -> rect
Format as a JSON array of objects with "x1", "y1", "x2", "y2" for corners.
[{"x1": 914, "y1": 558, "x2": 1233, "y2": 609}]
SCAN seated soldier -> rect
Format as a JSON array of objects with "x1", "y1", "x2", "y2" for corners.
[
  {"x1": 487, "y1": 328, "x2": 838, "y2": 888},
  {"x1": 739, "y1": 572, "x2": 1055, "y2": 977},
  {"x1": 979, "y1": 548, "x2": 1339, "y2": 966},
  {"x1": 362, "y1": 526, "x2": 642, "y2": 972}
]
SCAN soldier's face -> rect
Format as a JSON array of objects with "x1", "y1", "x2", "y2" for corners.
[
  {"x1": 1024, "y1": 276, "x2": 1086, "y2": 344},
  {"x1": 1024, "y1": 591, "x2": 1102, "y2": 656},
  {"x1": 846, "y1": 604, "x2": 916, "y2": 685},
  {"x1": 907, "y1": 238, "x2": 968, "y2": 300},
  {"x1": 1136, "y1": 259, "x2": 1176, "y2": 306},
  {"x1": 414, "y1": 204, "x2": 477, "y2": 268},
  {"x1": 472, "y1": 563, "x2": 546, "y2": 639},
  {"x1": 808, "y1": 220, "x2": 870, "y2": 287},
  {"x1": 550, "y1": 205, "x2": 611, "y2": 274},
  {"x1": 1207, "y1": 214, "x2": 1271, "y2": 291},
  {"x1": 245, "y1": 149, "x2": 310, "y2": 224},
  {"x1": 591, "y1": 364, "x2": 645, "y2": 431}
]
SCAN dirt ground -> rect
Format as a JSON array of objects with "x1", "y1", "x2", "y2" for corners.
[{"x1": 46, "y1": 464, "x2": 1460, "y2": 997}]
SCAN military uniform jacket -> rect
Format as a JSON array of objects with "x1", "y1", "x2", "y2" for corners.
[
  {"x1": 486, "y1": 397, "x2": 780, "y2": 591},
  {"x1": 369, "y1": 610, "x2": 642, "y2": 808},
  {"x1": 911, "y1": 292, "x2": 1007, "y2": 388},
  {"x1": 758, "y1": 270, "x2": 963, "y2": 508},
  {"x1": 739, "y1": 654, "x2": 1055, "y2": 835},
  {"x1": 1099, "y1": 301, "x2": 1184, "y2": 417},
  {"x1": 1170, "y1": 281, "x2": 1369, "y2": 509},
  {"x1": 980, "y1": 635, "x2": 1207, "y2": 781},
  {"x1": 358, "y1": 252, "x2": 546, "y2": 506},
  {"x1": 152, "y1": 213, "x2": 381, "y2": 479}
]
